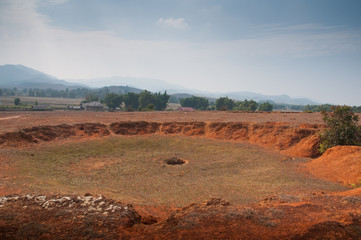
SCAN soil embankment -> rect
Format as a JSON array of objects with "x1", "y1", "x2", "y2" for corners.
[
  {"x1": 1, "y1": 118, "x2": 361, "y2": 239},
  {"x1": 1, "y1": 194, "x2": 360, "y2": 239},
  {"x1": 306, "y1": 145, "x2": 361, "y2": 186},
  {"x1": 0, "y1": 121, "x2": 321, "y2": 157}
]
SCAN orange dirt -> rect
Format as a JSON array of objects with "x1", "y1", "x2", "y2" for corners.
[
  {"x1": 0, "y1": 121, "x2": 322, "y2": 157},
  {"x1": 0, "y1": 111, "x2": 360, "y2": 239},
  {"x1": 0, "y1": 111, "x2": 329, "y2": 133},
  {"x1": 1, "y1": 194, "x2": 360, "y2": 239},
  {"x1": 306, "y1": 146, "x2": 361, "y2": 186}
]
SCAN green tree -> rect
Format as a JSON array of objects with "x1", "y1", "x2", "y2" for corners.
[
  {"x1": 82, "y1": 95, "x2": 99, "y2": 103},
  {"x1": 258, "y1": 102, "x2": 273, "y2": 111},
  {"x1": 215, "y1": 97, "x2": 234, "y2": 111},
  {"x1": 139, "y1": 90, "x2": 154, "y2": 109},
  {"x1": 235, "y1": 99, "x2": 258, "y2": 111},
  {"x1": 14, "y1": 98, "x2": 21, "y2": 106},
  {"x1": 146, "y1": 103, "x2": 155, "y2": 111},
  {"x1": 123, "y1": 92, "x2": 140, "y2": 111},
  {"x1": 103, "y1": 93, "x2": 122, "y2": 110},
  {"x1": 180, "y1": 96, "x2": 209, "y2": 110},
  {"x1": 0, "y1": 88, "x2": 3, "y2": 96},
  {"x1": 152, "y1": 91, "x2": 170, "y2": 111},
  {"x1": 319, "y1": 105, "x2": 361, "y2": 153}
]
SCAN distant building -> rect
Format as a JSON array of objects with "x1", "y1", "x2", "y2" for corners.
[
  {"x1": 67, "y1": 105, "x2": 82, "y2": 110},
  {"x1": 178, "y1": 107, "x2": 194, "y2": 111},
  {"x1": 81, "y1": 101, "x2": 104, "y2": 111},
  {"x1": 32, "y1": 105, "x2": 51, "y2": 111}
]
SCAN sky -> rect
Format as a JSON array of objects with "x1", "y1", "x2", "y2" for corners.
[{"x1": 0, "y1": 0, "x2": 361, "y2": 105}]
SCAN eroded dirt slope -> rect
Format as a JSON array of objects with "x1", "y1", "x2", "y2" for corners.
[
  {"x1": 0, "y1": 121, "x2": 322, "y2": 157},
  {"x1": 1, "y1": 193, "x2": 360, "y2": 239},
  {"x1": 0, "y1": 111, "x2": 329, "y2": 133},
  {"x1": 306, "y1": 146, "x2": 361, "y2": 186},
  {"x1": 1, "y1": 112, "x2": 360, "y2": 239}
]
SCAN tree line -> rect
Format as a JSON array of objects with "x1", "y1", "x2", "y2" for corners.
[
  {"x1": 2, "y1": 87, "x2": 361, "y2": 113},
  {"x1": 99, "y1": 91, "x2": 170, "y2": 111},
  {"x1": 0, "y1": 87, "x2": 138, "y2": 99},
  {"x1": 179, "y1": 96, "x2": 273, "y2": 111}
]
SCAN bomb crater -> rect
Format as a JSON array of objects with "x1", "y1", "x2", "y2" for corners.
[{"x1": 164, "y1": 157, "x2": 186, "y2": 165}]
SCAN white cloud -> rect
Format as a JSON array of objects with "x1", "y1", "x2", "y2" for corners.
[{"x1": 157, "y1": 17, "x2": 188, "y2": 29}]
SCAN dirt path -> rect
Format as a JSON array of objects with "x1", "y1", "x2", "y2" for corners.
[{"x1": 0, "y1": 115, "x2": 20, "y2": 121}]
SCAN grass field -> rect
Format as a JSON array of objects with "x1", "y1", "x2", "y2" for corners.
[
  {"x1": 0, "y1": 96, "x2": 83, "y2": 108},
  {"x1": 3, "y1": 135, "x2": 346, "y2": 206}
]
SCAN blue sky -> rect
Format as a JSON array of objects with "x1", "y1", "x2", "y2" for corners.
[{"x1": 0, "y1": 0, "x2": 360, "y2": 105}]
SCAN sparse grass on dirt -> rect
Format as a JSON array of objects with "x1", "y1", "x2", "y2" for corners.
[
  {"x1": 4, "y1": 135, "x2": 346, "y2": 206},
  {"x1": 0, "y1": 96, "x2": 83, "y2": 108}
]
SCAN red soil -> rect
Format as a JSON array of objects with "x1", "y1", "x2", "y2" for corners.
[
  {"x1": 306, "y1": 146, "x2": 361, "y2": 186},
  {"x1": 0, "y1": 111, "x2": 361, "y2": 239},
  {"x1": 0, "y1": 111, "x2": 327, "y2": 133},
  {"x1": 0, "y1": 121, "x2": 322, "y2": 158}
]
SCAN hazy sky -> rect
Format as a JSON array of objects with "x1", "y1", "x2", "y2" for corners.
[{"x1": 1, "y1": 0, "x2": 361, "y2": 105}]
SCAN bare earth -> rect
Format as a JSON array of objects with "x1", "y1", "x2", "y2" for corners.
[
  {"x1": 0, "y1": 111, "x2": 326, "y2": 133},
  {"x1": 0, "y1": 110, "x2": 360, "y2": 239}
]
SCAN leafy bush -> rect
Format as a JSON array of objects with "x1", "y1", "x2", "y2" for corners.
[
  {"x1": 180, "y1": 96, "x2": 209, "y2": 110},
  {"x1": 319, "y1": 105, "x2": 361, "y2": 153},
  {"x1": 14, "y1": 97, "x2": 21, "y2": 106},
  {"x1": 215, "y1": 97, "x2": 234, "y2": 111},
  {"x1": 258, "y1": 102, "x2": 273, "y2": 111}
]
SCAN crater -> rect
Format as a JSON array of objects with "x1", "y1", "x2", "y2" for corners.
[{"x1": 164, "y1": 157, "x2": 186, "y2": 165}]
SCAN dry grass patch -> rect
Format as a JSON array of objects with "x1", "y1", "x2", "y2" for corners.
[{"x1": 3, "y1": 135, "x2": 346, "y2": 206}]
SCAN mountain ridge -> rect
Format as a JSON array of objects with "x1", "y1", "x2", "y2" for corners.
[{"x1": 0, "y1": 64, "x2": 319, "y2": 105}]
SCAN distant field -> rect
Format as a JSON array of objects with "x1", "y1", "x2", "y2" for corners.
[
  {"x1": 0, "y1": 96, "x2": 83, "y2": 107},
  {"x1": 2, "y1": 135, "x2": 345, "y2": 206}
]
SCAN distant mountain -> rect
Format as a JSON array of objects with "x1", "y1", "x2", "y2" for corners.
[
  {"x1": 72, "y1": 76, "x2": 188, "y2": 93},
  {"x1": 0, "y1": 64, "x2": 87, "y2": 90},
  {"x1": 98, "y1": 85, "x2": 143, "y2": 94},
  {"x1": 219, "y1": 91, "x2": 319, "y2": 105},
  {"x1": 169, "y1": 91, "x2": 318, "y2": 105},
  {"x1": 76, "y1": 76, "x2": 318, "y2": 105},
  {"x1": 0, "y1": 64, "x2": 318, "y2": 105}
]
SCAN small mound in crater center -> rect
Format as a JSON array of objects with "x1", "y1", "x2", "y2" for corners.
[{"x1": 164, "y1": 157, "x2": 186, "y2": 165}]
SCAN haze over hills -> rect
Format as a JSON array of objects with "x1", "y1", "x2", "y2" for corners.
[
  {"x1": 0, "y1": 65, "x2": 87, "y2": 90},
  {"x1": 0, "y1": 64, "x2": 319, "y2": 105}
]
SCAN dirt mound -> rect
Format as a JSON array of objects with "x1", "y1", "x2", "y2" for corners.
[
  {"x1": 0, "y1": 121, "x2": 322, "y2": 157},
  {"x1": 1, "y1": 193, "x2": 361, "y2": 239},
  {"x1": 0, "y1": 193, "x2": 140, "y2": 239},
  {"x1": 110, "y1": 121, "x2": 160, "y2": 135},
  {"x1": 150, "y1": 194, "x2": 361, "y2": 239},
  {"x1": 161, "y1": 122, "x2": 206, "y2": 135},
  {"x1": 306, "y1": 146, "x2": 361, "y2": 186},
  {"x1": 291, "y1": 220, "x2": 361, "y2": 240},
  {"x1": 110, "y1": 121, "x2": 321, "y2": 158},
  {"x1": 0, "y1": 123, "x2": 109, "y2": 146},
  {"x1": 205, "y1": 122, "x2": 321, "y2": 157}
]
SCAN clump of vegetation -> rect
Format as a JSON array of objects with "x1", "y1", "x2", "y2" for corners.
[
  {"x1": 180, "y1": 96, "x2": 209, "y2": 110},
  {"x1": 319, "y1": 105, "x2": 361, "y2": 153},
  {"x1": 350, "y1": 180, "x2": 361, "y2": 189},
  {"x1": 215, "y1": 97, "x2": 235, "y2": 111},
  {"x1": 258, "y1": 101, "x2": 273, "y2": 112},
  {"x1": 14, "y1": 97, "x2": 21, "y2": 106},
  {"x1": 234, "y1": 99, "x2": 258, "y2": 111}
]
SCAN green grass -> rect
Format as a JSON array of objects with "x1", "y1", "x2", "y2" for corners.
[{"x1": 5, "y1": 135, "x2": 347, "y2": 206}]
